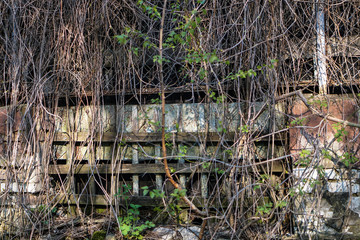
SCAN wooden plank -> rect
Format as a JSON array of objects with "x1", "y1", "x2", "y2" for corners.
[
  {"x1": 284, "y1": 35, "x2": 360, "y2": 59},
  {"x1": 48, "y1": 161, "x2": 284, "y2": 175},
  {"x1": 53, "y1": 85, "x2": 211, "y2": 100},
  {"x1": 50, "y1": 132, "x2": 285, "y2": 143},
  {"x1": 132, "y1": 144, "x2": 139, "y2": 195},
  {"x1": 155, "y1": 145, "x2": 163, "y2": 190},
  {"x1": 48, "y1": 163, "x2": 204, "y2": 175},
  {"x1": 88, "y1": 143, "x2": 96, "y2": 196},
  {"x1": 0, "y1": 194, "x2": 44, "y2": 206},
  {"x1": 201, "y1": 174, "x2": 208, "y2": 198},
  {"x1": 55, "y1": 194, "x2": 207, "y2": 207},
  {"x1": 52, "y1": 132, "x2": 228, "y2": 143},
  {"x1": 178, "y1": 144, "x2": 186, "y2": 189}
]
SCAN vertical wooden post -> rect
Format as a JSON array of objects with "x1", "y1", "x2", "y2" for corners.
[
  {"x1": 66, "y1": 141, "x2": 77, "y2": 217},
  {"x1": 89, "y1": 146, "x2": 96, "y2": 196},
  {"x1": 31, "y1": 142, "x2": 43, "y2": 193},
  {"x1": 200, "y1": 144, "x2": 208, "y2": 198},
  {"x1": 131, "y1": 105, "x2": 139, "y2": 195},
  {"x1": 155, "y1": 145, "x2": 163, "y2": 190},
  {"x1": 66, "y1": 140, "x2": 74, "y2": 190},
  {"x1": 65, "y1": 108, "x2": 73, "y2": 189},
  {"x1": 132, "y1": 105, "x2": 138, "y2": 134},
  {"x1": 178, "y1": 144, "x2": 186, "y2": 189},
  {"x1": 65, "y1": 106, "x2": 77, "y2": 217},
  {"x1": 110, "y1": 144, "x2": 116, "y2": 202},
  {"x1": 132, "y1": 144, "x2": 139, "y2": 196},
  {"x1": 201, "y1": 174, "x2": 208, "y2": 199}
]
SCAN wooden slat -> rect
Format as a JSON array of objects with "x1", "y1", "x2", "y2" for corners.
[
  {"x1": 0, "y1": 194, "x2": 44, "y2": 206},
  {"x1": 55, "y1": 194, "x2": 207, "y2": 207},
  {"x1": 48, "y1": 163, "x2": 204, "y2": 175},
  {"x1": 52, "y1": 132, "x2": 232, "y2": 143},
  {"x1": 48, "y1": 161, "x2": 284, "y2": 175},
  {"x1": 50, "y1": 131, "x2": 285, "y2": 143},
  {"x1": 155, "y1": 145, "x2": 163, "y2": 190},
  {"x1": 285, "y1": 35, "x2": 360, "y2": 59},
  {"x1": 132, "y1": 144, "x2": 139, "y2": 195}
]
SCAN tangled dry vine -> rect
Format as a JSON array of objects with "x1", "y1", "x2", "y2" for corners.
[{"x1": 0, "y1": 0, "x2": 360, "y2": 239}]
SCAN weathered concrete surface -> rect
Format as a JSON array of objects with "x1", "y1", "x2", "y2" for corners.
[{"x1": 54, "y1": 102, "x2": 285, "y2": 134}]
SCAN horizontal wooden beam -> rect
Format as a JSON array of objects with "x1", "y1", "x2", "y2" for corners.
[
  {"x1": 48, "y1": 163, "x2": 203, "y2": 175},
  {"x1": 285, "y1": 35, "x2": 360, "y2": 59},
  {"x1": 49, "y1": 131, "x2": 285, "y2": 143},
  {"x1": 51, "y1": 132, "x2": 233, "y2": 143},
  {"x1": 54, "y1": 194, "x2": 207, "y2": 207},
  {"x1": 47, "y1": 161, "x2": 284, "y2": 175}
]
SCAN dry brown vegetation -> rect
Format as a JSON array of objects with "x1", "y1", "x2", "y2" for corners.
[{"x1": 0, "y1": 0, "x2": 360, "y2": 239}]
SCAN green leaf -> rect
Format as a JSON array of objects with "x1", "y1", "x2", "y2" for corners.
[
  {"x1": 130, "y1": 204, "x2": 141, "y2": 209},
  {"x1": 191, "y1": 9, "x2": 198, "y2": 15},
  {"x1": 120, "y1": 224, "x2": 131, "y2": 236},
  {"x1": 149, "y1": 191, "x2": 155, "y2": 199},
  {"x1": 247, "y1": 69, "x2": 257, "y2": 77},
  {"x1": 115, "y1": 34, "x2": 128, "y2": 45},
  {"x1": 209, "y1": 54, "x2": 218, "y2": 63},
  {"x1": 275, "y1": 201, "x2": 287, "y2": 208},
  {"x1": 238, "y1": 70, "x2": 246, "y2": 78},
  {"x1": 131, "y1": 47, "x2": 139, "y2": 56},
  {"x1": 143, "y1": 189, "x2": 149, "y2": 196},
  {"x1": 196, "y1": 17, "x2": 201, "y2": 24},
  {"x1": 51, "y1": 207, "x2": 57, "y2": 214}
]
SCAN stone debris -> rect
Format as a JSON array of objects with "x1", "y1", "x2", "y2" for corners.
[
  {"x1": 178, "y1": 226, "x2": 200, "y2": 240},
  {"x1": 150, "y1": 226, "x2": 202, "y2": 240},
  {"x1": 152, "y1": 227, "x2": 177, "y2": 240},
  {"x1": 105, "y1": 234, "x2": 116, "y2": 240}
]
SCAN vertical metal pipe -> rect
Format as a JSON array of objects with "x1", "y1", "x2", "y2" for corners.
[{"x1": 315, "y1": 0, "x2": 327, "y2": 94}]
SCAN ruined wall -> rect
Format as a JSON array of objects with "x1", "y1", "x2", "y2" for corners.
[
  {"x1": 0, "y1": 100, "x2": 289, "y2": 237},
  {"x1": 290, "y1": 94, "x2": 360, "y2": 238},
  {"x1": 50, "y1": 101, "x2": 285, "y2": 199},
  {"x1": 2, "y1": 94, "x2": 360, "y2": 238}
]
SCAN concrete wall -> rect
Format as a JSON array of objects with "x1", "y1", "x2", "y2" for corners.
[{"x1": 290, "y1": 94, "x2": 360, "y2": 238}]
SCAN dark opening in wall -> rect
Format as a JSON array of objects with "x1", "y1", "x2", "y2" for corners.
[
  {"x1": 94, "y1": 174, "x2": 112, "y2": 195},
  {"x1": 328, "y1": 2, "x2": 360, "y2": 38},
  {"x1": 284, "y1": 2, "x2": 314, "y2": 40},
  {"x1": 329, "y1": 56, "x2": 360, "y2": 85}
]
